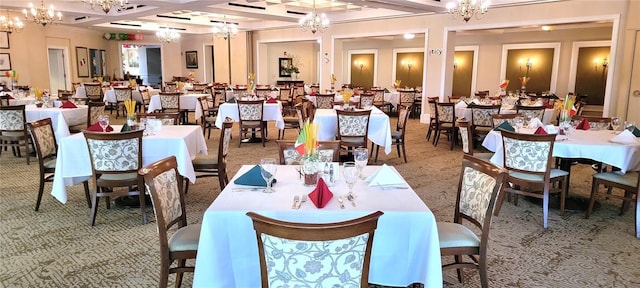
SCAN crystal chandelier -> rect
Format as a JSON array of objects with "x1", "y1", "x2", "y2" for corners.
[
  {"x1": 299, "y1": 0, "x2": 329, "y2": 34},
  {"x1": 212, "y1": 16, "x2": 238, "y2": 40},
  {"x1": 83, "y1": 0, "x2": 129, "y2": 14},
  {"x1": 156, "y1": 28, "x2": 180, "y2": 43},
  {"x1": 446, "y1": 0, "x2": 489, "y2": 22},
  {"x1": 23, "y1": 1, "x2": 62, "y2": 27},
  {"x1": 0, "y1": 11, "x2": 24, "y2": 33}
]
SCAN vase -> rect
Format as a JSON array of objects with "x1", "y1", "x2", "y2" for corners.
[
  {"x1": 127, "y1": 113, "x2": 137, "y2": 126},
  {"x1": 301, "y1": 154, "x2": 319, "y2": 186},
  {"x1": 292, "y1": 72, "x2": 299, "y2": 80}
]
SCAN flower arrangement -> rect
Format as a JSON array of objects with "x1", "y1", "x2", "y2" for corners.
[
  {"x1": 5, "y1": 70, "x2": 18, "y2": 82},
  {"x1": 393, "y1": 79, "x2": 402, "y2": 89},
  {"x1": 519, "y1": 76, "x2": 530, "y2": 88},
  {"x1": 330, "y1": 73, "x2": 336, "y2": 85},
  {"x1": 188, "y1": 71, "x2": 195, "y2": 83},
  {"x1": 34, "y1": 88, "x2": 43, "y2": 101},
  {"x1": 295, "y1": 120, "x2": 318, "y2": 157},
  {"x1": 248, "y1": 73, "x2": 256, "y2": 95}
]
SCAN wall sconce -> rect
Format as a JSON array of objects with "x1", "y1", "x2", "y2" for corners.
[
  {"x1": 401, "y1": 60, "x2": 413, "y2": 73},
  {"x1": 594, "y1": 57, "x2": 608, "y2": 71},
  {"x1": 519, "y1": 58, "x2": 533, "y2": 74},
  {"x1": 354, "y1": 60, "x2": 364, "y2": 71},
  {"x1": 453, "y1": 59, "x2": 459, "y2": 70}
]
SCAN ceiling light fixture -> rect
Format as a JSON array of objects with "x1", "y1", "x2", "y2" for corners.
[
  {"x1": 1, "y1": 11, "x2": 24, "y2": 33},
  {"x1": 403, "y1": 33, "x2": 415, "y2": 39},
  {"x1": 156, "y1": 27, "x2": 180, "y2": 43},
  {"x1": 212, "y1": 15, "x2": 238, "y2": 40},
  {"x1": 299, "y1": 0, "x2": 329, "y2": 34},
  {"x1": 446, "y1": 0, "x2": 489, "y2": 23},
  {"x1": 82, "y1": 0, "x2": 129, "y2": 14},
  {"x1": 23, "y1": 1, "x2": 62, "y2": 27}
]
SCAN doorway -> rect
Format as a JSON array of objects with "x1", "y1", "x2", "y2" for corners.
[
  {"x1": 48, "y1": 48, "x2": 69, "y2": 94},
  {"x1": 121, "y1": 44, "x2": 162, "y2": 86}
]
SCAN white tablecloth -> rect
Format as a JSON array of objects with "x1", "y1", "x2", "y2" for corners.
[
  {"x1": 193, "y1": 165, "x2": 442, "y2": 288},
  {"x1": 25, "y1": 104, "x2": 87, "y2": 143},
  {"x1": 147, "y1": 93, "x2": 206, "y2": 119},
  {"x1": 214, "y1": 101, "x2": 285, "y2": 130},
  {"x1": 314, "y1": 107, "x2": 393, "y2": 154},
  {"x1": 50, "y1": 125, "x2": 208, "y2": 203},
  {"x1": 384, "y1": 92, "x2": 400, "y2": 107},
  {"x1": 482, "y1": 128, "x2": 640, "y2": 173},
  {"x1": 103, "y1": 89, "x2": 144, "y2": 104},
  {"x1": 456, "y1": 106, "x2": 556, "y2": 125}
]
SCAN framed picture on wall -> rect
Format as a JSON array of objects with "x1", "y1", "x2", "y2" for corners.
[
  {"x1": 279, "y1": 57, "x2": 292, "y2": 77},
  {"x1": 0, "y1": 32, "x2": 9, "y2": 49},
  {"x1": 0, "y1": 53, "x2": 11, "y2": 71},
  {"x1": 186, "y1": 51, "x2": 198, "y2": 68},
  {"x1": 100, "y1": 50, "x2": 107, "y2": 78},
  {"x1": 76, "y1": 47, "x2": 89, "y2": 77},
  {"x1": 89, "y1": 48, "x2": 102, "y2": 78}
]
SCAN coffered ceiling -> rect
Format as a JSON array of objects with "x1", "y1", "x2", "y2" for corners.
[{"x1": 1, "y1": 0, "x2": 564, "y2": 34}]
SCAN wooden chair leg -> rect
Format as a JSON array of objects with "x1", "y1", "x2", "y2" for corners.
[
  {"x1": 401, "y1": 141, "x2": 407, "y2": 163},
  {"x1": 83, "y1": 181, "x2": 91, "y2": 208},
  {"x1": 35, "y1": 177, "x2": 45, "y2": 211},
  {"x1": 586, "y1": 178, "x2": 599, "y2": 219},
  {"x1": 90, "y1": 190, "x2": 99, "y2": 226}
]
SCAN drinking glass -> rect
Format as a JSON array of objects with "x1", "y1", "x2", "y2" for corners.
[
  {"x1": 260, "y1": 158, "x2": 278, "y2": 193},
  {"x1": 97, "y1": 115, "x2": 109, "y2": 132},
  {"x1": 514, "y1": 116, "x2": 524, "y2": 132},
  {"x1": 625, "y1": 121, "x2": 636, "y2": 132},
  {"x1": 343, "y1": 162, "x2": 358, "y2": 198},
  {"x1": 353, "y1": 147, "x2": 368, "y2": 179},
  {"x1": 611, "y1": 117, "x2": 621, "y2": 133}
]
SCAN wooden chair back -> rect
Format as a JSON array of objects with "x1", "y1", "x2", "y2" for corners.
[
  {"x1": 137, "y1": 112, "x2": 180, "y2": 125},
  {"x1": 315, "y1": 93, "x2": 335, "y2": 109},
  {"x1": 336, "y1": 109, "x2": 371, "y2": 148}
]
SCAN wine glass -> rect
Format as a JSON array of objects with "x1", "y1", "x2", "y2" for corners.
[
  {"x1": 611, "y1": 117, "x2": 621, "y2": 134},
  {"x1": 343, "y1": 162, "x2": 358, "y2": 198},
  {"x1": 514, "y1": 116, "x2": 524, "y2": 132},
  {"x1": 625, "y1": 121, "x2": 636, "y2": 132},
  {"x1": 353, "y1": 147, "x2": 368, "y2": 179},
  {"x1": 97, "y1": 115, "x2": 109, "y2": 132},
  {"x1": 259, "y1": 158, "x2": 278, "y2": 193}
]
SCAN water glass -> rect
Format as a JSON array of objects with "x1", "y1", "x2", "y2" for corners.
[
  {"x1": 354, "y1": 147, "x2": 368, "y2": 179},
  {"x1": 514, "y1": 116, "x2": 524, "y2": 132},
  {"x1": 343, "y1": 162, "x2": 358, "y2": 198},
  {"x1": 260, "y1": 158, "x2": 278, "y2": 193},
  {"x1": 624, "y1": 121, "x2": 636, "y2": 132},
  {"x1": 611, "y1": 117, "x2": 621, "y2": 133}
]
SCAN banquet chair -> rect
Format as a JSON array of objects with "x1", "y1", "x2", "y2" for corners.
[
  {"x1": 586, "y1": 171, "x2": 639, "y2": 238},
  {"x1": 434, "y1": 102, "x2": 458, "y2": 150},
  {"x1": 164, "y1": 82, "x2": 177, "y2": 93},
  {"x1": 358, "y1": 93, "x2": 375, "y2": 109},
  {"x1": 158, "y1": 92, "x2": 187, "y2": 124},
  {"x1": 372, "y1": 105, "x2": 411, "y2": 163},
  {"x1": 398, "y1": 89, "x2": 416, "y2": 112},
  {"x1": 237, "y1": 99, "x2": 266, "y2": 147},
  {"x1": 278, "y1": 103, "x2": 303, "y2": 140},
  {"x1": 83, "y1": 130, "x2": 147, "y2": 226},
  {"x1": 196, "y1": 96, "x2": 216, "y2": 137},
  {"x1": 28, "y1": 118, "x2": 90, "y2": 211},
  {"x1": 72, "y1": 82, "x2": 81, "y2": 94},
  {"x1": 438, "y1": 154, "x2": 507, "y2": 288},
  {"x1": 370, "y1": 88, "x2": 392, "y2": 113},
  {"x1": 138, "y1": 156, "x2": 200, "y2": 288},
  {"x1": 491, "y1": 113, "x2": 522, "y2": 129},
  {"x1": 0, "y1": 95, "x2": 10, "y2": 106},
  {"x1": 336, "y1": 109, "x2": 372, "y2": 155},
  {"x1": 0, "y1": 105, "x2": 30, "y2": 164},
  {"x1": 69, "y1": 101, "x2": 106, "y2": 133},
  {"x1": 255, "y1": 87, "x2": 272, "y2": 99},
  {"x1": 206, "y1": 87, "x2": 220, "y2": 117},
  {"x1": 515, "y1": 105, "x2": 545, "y2": 121},
  {"x1": 458, "y1": 119, "x2": 493, "y2": 162},
  {"x1": 113, "y1": 87, "x2": 133, "y2": 118},
  {"x1": 276, "y1": 140, "x2": 341, "y2": 165},
  {"x1": 493, "y1": 131, "x2": 569, "y2": 229},
  {"x1": 137, "y1": 112, "x2": 180, "y2": 125},
  {"x1": 191, "y1": 83, "x2": 209, "y2": 93},
  {"x1": 278, "y1": 87, "x2": 294, "y2": 108},
  {"x1": 315, "y1": 93, "x2": 335, "y2": 109},
  {"x1": 139, "y1": 88, "x2": 151, "y2": 112},
  {"x1": 425, "y1": 97, "x2": 439, "y2": 141},
  {"x1": 246, "y1": 211, "x2": 384, "y2": 288},
  {"x1": 83, "y1": 82, "x2": 104, "y2": 103},
  {"x1": 470, "y1": 104, "x2": 501, "y2": 145},
  {"x1": 448, "y1": 95, "x2": 464, "y2": 103},
  {"x1": 186, "y1": 120, "x2": 233, "y2": 194},
  {"x1": 571, "y1": 115, "x2": 612, "y2": 129}
]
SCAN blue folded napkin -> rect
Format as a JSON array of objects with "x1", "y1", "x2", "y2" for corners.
[
  {"x1": 233, "y1": 165, "x2": 276, "y2": 187},
  {"x1": 227, "y1": 97, "x2": 236, "y2": 103},
  {"x1": 494, "y1": 121, "x2": 515, "y2": 132}
]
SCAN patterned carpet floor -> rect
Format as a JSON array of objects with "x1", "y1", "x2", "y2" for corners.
[{"x1": 1, "y1": 114, "x2": 639, "y2": 287}]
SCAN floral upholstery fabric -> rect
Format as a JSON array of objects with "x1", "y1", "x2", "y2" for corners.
[
  {"x1": 0, "y1": 110, "x2": 25, "y2": 131},
  {"x1": 517, "y1": 108, "x2": 545, "y2": 120},
  {"x1": 503, "y1": 137, "x2": 551, "y2": 172},
  {"x1": 89, "y1": 105, "x2": 106, "y2": 125},
  {"x1": 32, "y1": 124, "x2": 56, "y2": 158},
  {"x1": 372, "y1": 90, "x2": 384, "y2": 102},
  {"x1": 159, "y1": 94, "x2": 180, "y2": 110},
  {"x1": 472, "y1": 107, "x2": 500, "y2": 127},
  {"x1": 316, "y1": 96, "x2": 334, "y2": 109},
  {"x1": 460, "y1": 126, "x2": 470, "y2": 154},
  {"x1": 86, "y1": 138, "x2": 140, "y2": 171},
  {"x1": 147, "y1": 168, "x2": 182, "y2": 225},
  {"x1": 429, "y1": 102, "x2": 437, "y2": 115},
  {"x1": 260, "y1": 232, "x2": 369, "y2": 288},
  {"x1": 317, "y1": 149, "x2": 335, "y2": 162},
  {"x1": 398, "y1": 108, "x2": 409, "y2": 129},
  {"x1": 114, "y1": 89, "x2": 132, "y2": 102},
  {"x1": 338, "y1": 114, "x2": 369, "y2": 136},
  {"x1": 165, "y1": 83, "x2": 177, "y2": 93},
  {"x1": 283, "y1": 150, "x2": 303, "y2": 165},
  {"x1": 279, "y1": 89, "x2": 292, "y2": 101},
  {"x1": 84, "y1": 85, "x2": 102, "y2": 97},
  {"x1": 238, "y1": 103, "x2": 263, "y2": 121},
  {"x1": 399, "y1": 91, "x2": 415, "y2": 106},
  {"x1": 160, "y1": 118, "x2": 176, "y2": 125},
  {"x1": 437, "y1": 104, "x2": 454, "y2": 123},
  {"x1": 222, "y1": 127, "x2": 232, "y2": 158},
  {"x1": 359, "y1": 95, "x2": 375, "y2": 108},
  {"x1": 256, "y1": 89, "x2": 271, "y2": 98},
  {"x1": 459, "y1": 166, "x2": 497, "y2": 224}
]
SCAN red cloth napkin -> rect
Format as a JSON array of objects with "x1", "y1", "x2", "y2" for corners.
[
  {"x1": 86, "y1": 122, "x2": 113, "y2": 132},
  {"x1": 266, "y1": 97, "x2": 277, "y2": 103},
  {"x1": 310, "y1": 92, "x2": 316, "y2": 96},
  {"x1": 60, "y1": 101, "x2": 77, "y2": 108},
  {"x1": 544, "y1": 103, "x2": 553, "y2": 109},
  {"x1": 534, "y1": 126, "x2": 547, "y2": 134},
  {"x1": 576, "y1": 119, "x2": 590, "y2": 130},
  {"x1": 308, "y1": 178, "x2": 333, "y2": 208},
  {"x1": 7, "y1": 95, "x2": 14, "y2": 99}
]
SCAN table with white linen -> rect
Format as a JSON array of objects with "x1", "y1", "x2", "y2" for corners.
[
  {"x1": 384, "y1": 92, "x2": 400, "y2": 107},
  {"x1": 50, "y1": 125, "x2": 208, "y2": 203},
  {"x1": 25, "y1": 104, "x2": 87, "y2": 143},
  {"x1": 103, "y1": 89, "x2": 144, "y2": 103},
  {"x1": 482, "y1": 128, "x2": 640, "y2": 173},
  {"x1": 147, "y1": 93, "x2": 207, "y2": 119},
  {"x1": 214, "y1": 101, "x2": 285, "y2": 130},
  {"x1": 456, "y1": 105, "x2": 556, "y2": 125},
  {"x1": 307, "y1": 94, "x2": 359, "y2": 107},
  {"x1": 314, "y1": 107, "x2": 393, "y2": 154},
  {"x1": 193, "y1": 165, "x2": 442, "y2": 288}
]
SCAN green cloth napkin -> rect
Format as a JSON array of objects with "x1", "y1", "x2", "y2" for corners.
[
  {"x1": 633, "y1": 126, "x2": 640, "y2": 137},
  {"x1": 234, "y1": 165, "x2": 274, "y2": 187},
  {"x1": 120, "y1": 123, "x2": 132, "y2": 132},
  {"x1": 494, "y1": 121, "x2": 515, "y2": 132},
  {"x1": 227, "y1": 97, "x2": 236, "y2": 103}
]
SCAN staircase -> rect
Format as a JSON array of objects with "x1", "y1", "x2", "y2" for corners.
[{"x1": 581, "y1": 105, "x2": 604, "y2": 117}]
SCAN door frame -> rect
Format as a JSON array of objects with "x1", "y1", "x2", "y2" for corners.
[{"x1": 46, "y1": 45, "x2": 71, "y2": 92}]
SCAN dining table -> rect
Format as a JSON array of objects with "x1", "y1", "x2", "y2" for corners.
[
  {"x1": 25, "y1": 104, "x2": 87, "y2": 143},
  {"x1": 50, "y1": 125, "x2": 208, "y2": 204},
  {"x1": 214, "y1": 101, "x2": 285, "y2": 130},
  {"x1": 313, "y1": 106, "x2": 393, "y2": 154},
  {"x1": 147, "y1": 93, "x2": 207, "y2": 120},
  {"x1": 192, "y1": 164, "x2": 442, "y2": 288},
  {"x1": 456, "y1": 104, "x2": 557, "y2": 124}
]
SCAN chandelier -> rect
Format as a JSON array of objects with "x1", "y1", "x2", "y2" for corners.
[
  {"x1": 212, "y1": 16, "x2": 238, "y2": 40},
  {"x1": 446, "y1": 0, "x2": 489, "y2": 22},
  {"x1": 156, "y1": 28, "x2": 180, "y2": 43},
  {"x1": 0, "y1": 11, "x2": 24, "y2": 33},
  {"x1": 23, "y1": 1, "x2": 62, "y2": 27},
  {"x1": 83, "y1": 0, "x2": 129, "y2": 14},
  {"x1": 299, "y1": 0, "x2": 329, "y2": 34}
]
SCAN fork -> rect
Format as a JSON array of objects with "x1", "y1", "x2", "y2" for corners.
[
  {"x1": 297, "y1": 194, "x2": 307, "y2": 209},
  {"x1": 292, "y1": 195, "x2": 300, "y2": 209}
]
